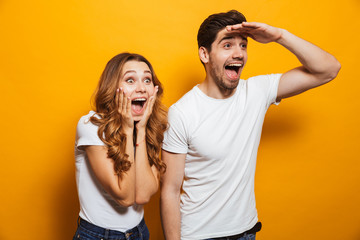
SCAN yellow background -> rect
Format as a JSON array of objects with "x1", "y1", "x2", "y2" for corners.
[{"x1": 0, "y1": 0, "x2": 359, "y2": 239}]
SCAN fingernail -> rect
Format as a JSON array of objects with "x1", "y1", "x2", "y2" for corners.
[{"x1": 117, "y1": 88, "x2": 119, "y2": 92}]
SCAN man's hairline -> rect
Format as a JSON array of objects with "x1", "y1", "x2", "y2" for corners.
[{"x1": 199, "y1": 28, "x2": 248, "y2": 53}]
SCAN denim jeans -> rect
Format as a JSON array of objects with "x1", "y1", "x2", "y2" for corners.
[
  {"x1": 205, "y1": 233, "x2": 256, "y2": 240},
  {"x1": 73, "y1": 217, "x2": 150, "y2": 240}
]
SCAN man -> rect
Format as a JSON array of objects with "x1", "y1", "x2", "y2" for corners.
[{"x1": 160, "y1": 10, "x2": 340, "y2": 240}]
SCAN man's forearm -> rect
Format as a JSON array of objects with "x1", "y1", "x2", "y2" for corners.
[
  {"x1": 160, "y1": 191, "x2": 181, "y2": 240},
  {"x1": 276, "y1": 29, "x2": 341, "y2": 80}
]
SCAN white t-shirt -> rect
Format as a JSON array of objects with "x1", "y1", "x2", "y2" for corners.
[
  {"x1": 162, "y1": 74, "x2": 281, "y2": 240},
  {"x1": 74, "y1": 110, "x2": 143, "y2": 231}
]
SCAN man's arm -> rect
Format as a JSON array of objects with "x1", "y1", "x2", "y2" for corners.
[
  {"x1": 227, "y1": 22, "x2": 341, "y2": 101},
  {"x1": 160, "y1": 150, "x2": 186, "y2": 240}
]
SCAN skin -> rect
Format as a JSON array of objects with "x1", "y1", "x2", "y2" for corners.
[
  {"x1": 85, "y1": 60, "x2": 160, "y2": 207},
  {"x1": 199, "y1": 30, "x2": 248, "y2": 98},
  {"x1": 160, "y1": 21, "x2": 341, "y2": 239}
]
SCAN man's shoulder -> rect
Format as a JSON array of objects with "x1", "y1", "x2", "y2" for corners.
[
  {"x1": 245, "y1": 73, "x2": 282, "y2": 90},
  {"x1": 246, "y1": 73, "x2": 282, "y2": 83},
  {"x1": 170, "y1": 86, "x2": 198, "y2": 109}
]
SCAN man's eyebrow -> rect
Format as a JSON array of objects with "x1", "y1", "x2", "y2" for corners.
[
  {"x1": 218, "y1": 33, "x2": 248, "y2": 43},
  {"x1": 219, "y1": 36, "x2": 235, "y2": 43}
]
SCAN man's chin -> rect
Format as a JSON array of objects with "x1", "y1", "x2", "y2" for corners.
[{"x1": 221, "y1": 79, "x2": 239, "y2": 90}]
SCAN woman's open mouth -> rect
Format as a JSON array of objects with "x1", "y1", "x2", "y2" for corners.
[{"x1": 131, "y1": 98, "x2": 147, "y2": 114}]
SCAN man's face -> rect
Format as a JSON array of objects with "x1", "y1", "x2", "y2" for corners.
[{"x1": 207, "y1": 28, "x2": 248, "y2": 91}]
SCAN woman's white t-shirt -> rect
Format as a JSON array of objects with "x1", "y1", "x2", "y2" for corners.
[{"x1": 74, "y1": 111, "x2": 143, "y2": 231}]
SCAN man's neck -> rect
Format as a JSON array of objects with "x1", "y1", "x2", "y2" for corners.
[{"x1": 198, "y1": 78, "x2": 237, "y2": 99}]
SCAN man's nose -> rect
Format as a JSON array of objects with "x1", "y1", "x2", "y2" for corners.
[{"x1": 232, "y1": 46, "x2": 243, "y2": 59}]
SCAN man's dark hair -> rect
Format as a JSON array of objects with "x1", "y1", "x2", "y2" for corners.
[{"x1": 197, "y1": 10, "x2": 247, "y2": 52}]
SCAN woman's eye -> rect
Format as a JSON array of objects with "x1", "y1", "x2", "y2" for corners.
[
  {"x1": 126, "y1": 78, "x2": 135, "y2": 83},
  {"x1": 144, "y1": 78, "x2": 152, "y2": 84},
  {"x1": 241, "y1": 44, "x2": 247, "y2": 48}
]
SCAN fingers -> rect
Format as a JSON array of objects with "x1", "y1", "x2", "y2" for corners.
[
  {"x1": 143, "y1": 86, "x2": 158, "y2": 116},
  {"x1": 226, "y1": 22, "x2": 262, "y2": 31},
  {"x1": 147, "y1": 86, "x2": 158, "y2": 114},
  {"x1": 137, "y1": 86, "x2": 158, "y2": 128},
  {"x1": 117, "y1": 88, "x2": 131, "y2": 116},
  {"x1": 116, "y1": 88, "x2": 122, "y2": 114},
  {"x1": 125, "y1": 91, "x2": 131, "y2": 115},
  {"x1": 117, "y1": 88, "x2": 134, "y2": 130}
]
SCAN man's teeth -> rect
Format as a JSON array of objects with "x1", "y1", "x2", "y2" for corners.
[{"x1": 227, "y1": 63, "x2": 242, "y2": 67}]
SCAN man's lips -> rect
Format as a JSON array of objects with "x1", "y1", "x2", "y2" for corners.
[{"x1": 225, "y1": 62, "x2": 243, "y2": 80}]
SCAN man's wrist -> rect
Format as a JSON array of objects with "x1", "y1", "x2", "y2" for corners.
[{"x1": 275, "y1": 28, "x2": 289, "y2": 45}]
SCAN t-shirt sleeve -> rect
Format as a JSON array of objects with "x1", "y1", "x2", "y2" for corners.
[
  {"x1": 267, "y1": 73, "x2": 282, "y2": 106},
  {"x1": 75, "y1": 116, "x2": 105, "y2": 149},
  {"x1": 162, "y1": 106, "x2": 188, "y2": 154},
  {"x1": 249, "y1": 73, "x2": 282, "y2": 108}
]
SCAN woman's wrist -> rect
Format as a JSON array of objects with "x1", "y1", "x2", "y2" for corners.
[
  {"x1": 135, "y1": 128, "x2": 146, "y2": 146},
  {"x1": 123, "y1": 127, "x2": 134, "y2": 136}
]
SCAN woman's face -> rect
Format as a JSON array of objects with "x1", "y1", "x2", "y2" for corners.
[{"x1": 118, "y1": 60, "x2": 155, "y2": 121}]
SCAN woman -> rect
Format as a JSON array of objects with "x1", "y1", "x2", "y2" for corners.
[{"x1": 73, "y1": 53, "x2": 167, "y2": 240}]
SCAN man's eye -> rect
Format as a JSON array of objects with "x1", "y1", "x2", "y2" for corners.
[{"x1": 224, "y1": 43, "x2": 231, "y2": 48}]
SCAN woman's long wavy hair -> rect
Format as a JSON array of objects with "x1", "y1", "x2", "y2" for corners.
[{"x1": 89, "y1": 53, "x2": 167, "y2": 178}]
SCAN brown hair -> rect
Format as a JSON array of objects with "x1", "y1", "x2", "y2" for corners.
[
  {"x1": 90, "y1": 53, "x2": 167, "y2": 177},
  {"x1": 197, "y1": 10, "x2": 247, "y2": 52}
]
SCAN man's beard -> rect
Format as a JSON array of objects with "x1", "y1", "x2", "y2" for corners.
[{"x1": 209, "y1": 61, "x2": 239, "y2": 91}]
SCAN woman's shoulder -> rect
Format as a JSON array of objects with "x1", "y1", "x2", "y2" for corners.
[
  {"x1": 76, "y1": 111, "x2": 104, "y2": 146},
  {"x1": 78, "y1": 110, "x2": 101, "y2": 124},
  {"x1": 77, "y1": 111, "x2": 100, "y2": 133}
]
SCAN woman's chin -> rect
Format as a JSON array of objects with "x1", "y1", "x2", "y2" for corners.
[{"x1": 132, "y1": 115, "x2": 143, "y2": 122}]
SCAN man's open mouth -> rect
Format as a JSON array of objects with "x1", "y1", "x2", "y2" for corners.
[
  {"x1": 225, "y1": 63, "x2": 242, "y2": 80},
  {"x1": 131, "y1": 98, "x2": 147, "y2": 113}
]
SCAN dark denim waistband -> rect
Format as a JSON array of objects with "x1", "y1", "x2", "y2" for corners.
[
  {"x1": 77, "y1": 217, "x2": 146, "y2": 239},
  {"x1": 211, "y1": 222, "x2": 262, "y2": 240}
]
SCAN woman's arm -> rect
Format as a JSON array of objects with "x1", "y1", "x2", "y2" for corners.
[
  {"x1": 85, "y1": 88, "x2": 136, "y2": 207},
  {"x1": 134, "y1": 86, "x2": 160, "y2": 205},
  {"x1": 134, "y1": 128, "x2": 159, "y2": 205},
  {"x1": 85, "y1": 135, "x2": 135, "y2": 207}
]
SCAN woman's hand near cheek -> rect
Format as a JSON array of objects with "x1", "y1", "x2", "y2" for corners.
[
  {"x1": 136, "y1": 86, "x2": 158, "y2": 131},
  {"x1": 116, "y1": 88, "x2": 134, "y2": 134}
]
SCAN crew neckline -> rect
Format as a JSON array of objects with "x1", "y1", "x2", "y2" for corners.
[{"x1": 194, "y1": 80, "x2": 244, "y2": 102}]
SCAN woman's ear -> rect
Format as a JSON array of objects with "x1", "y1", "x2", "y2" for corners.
[{"x1": 199, "y1": 46, "x2": 209, "y2": 64}]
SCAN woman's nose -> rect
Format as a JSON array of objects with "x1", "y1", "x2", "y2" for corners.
[{"x1": 135, "y1": 81, "x2": 146, "y2": 92}]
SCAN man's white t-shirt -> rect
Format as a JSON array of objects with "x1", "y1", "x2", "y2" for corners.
[
  {"x1": 75, "y1": 111, "x2": 143, "y2": 232},
  {"x1": 162, "y1": 74, "x2": 281, "y2": 240}
]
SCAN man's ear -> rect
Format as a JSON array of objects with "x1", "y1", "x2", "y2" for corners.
[{"x1": 199, "y1": 46, "x2": 209, "y2": 64}]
